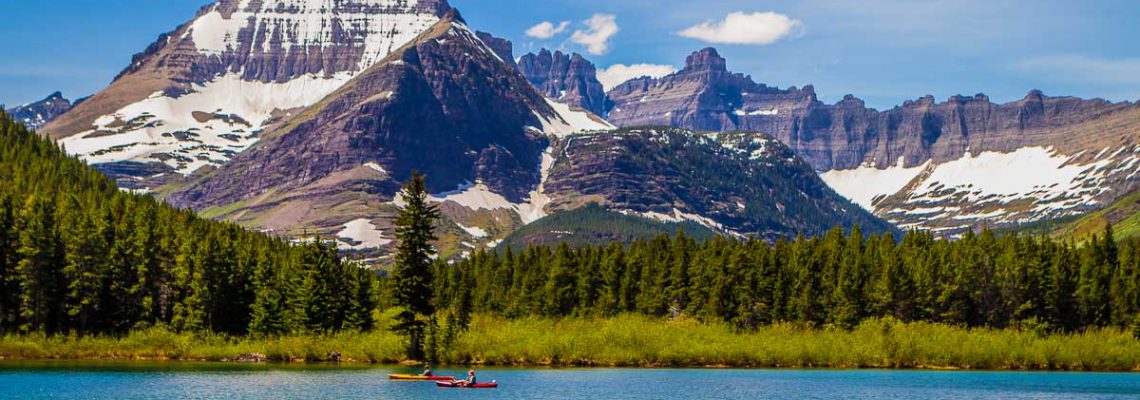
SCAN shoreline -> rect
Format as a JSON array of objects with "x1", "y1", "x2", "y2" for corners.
[
  {"x1": 2, "y1": 352, "x2": 1139, "y2": 373},
  {"x1": 4, "y1": 315, "x2": 1140, "y2": 373},
  {"x1": 2, "y1": 358, "x2": 1139, "y2": 373}
]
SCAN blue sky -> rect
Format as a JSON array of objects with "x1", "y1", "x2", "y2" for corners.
[{"x1": 2, "y1": 0, "x2": 1138, "y2": 110}]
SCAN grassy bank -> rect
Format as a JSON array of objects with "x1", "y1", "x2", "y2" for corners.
[{"x1": 3, "y1": 315, "x2": 1139, "y2": 371}]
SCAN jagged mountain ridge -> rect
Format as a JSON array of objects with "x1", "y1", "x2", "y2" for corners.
[
  {"x1": 44, "y1": 0, "x2": 453, "y2": 187},
  {"x1": 5, "y1": 92, "x2": 81, "y2": 130},
  {"x1": 606, "y1": 48, "x2": 1140, "y2": 235},
  {"x1": 518, "y1": 49, "x2": 608, "y2": 117}
]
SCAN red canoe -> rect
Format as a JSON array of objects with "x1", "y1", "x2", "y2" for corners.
[{"x1": 436, "y1": 381, "x2": 498, "y2": 389}]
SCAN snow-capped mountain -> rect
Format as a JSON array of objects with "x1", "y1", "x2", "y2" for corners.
[
  {"x1": 164, "y1": 9, "x2": 616, "y2": 253},
  {"x1": 44, "y1": 0, "x2": 453, "y2": 187},
  {"x1": 607, "y1": 48, "x2": 1140, "y2": 235}
]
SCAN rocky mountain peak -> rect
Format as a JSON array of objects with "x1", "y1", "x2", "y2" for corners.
[
  {"x1": 518, "y1": 48, "x2": 608, "y2": 116},
  {"x1": 45, "y1": 0, "x2": 454, "y2": 186},
  {"x1": 683, "y1": 47, "x2": 728, "y2": 73},
  {"x1": 6, "y1": 92, "x2": 77, "y2": 130},
  {"x1": 1024, "y1": 89, "x2": 1046, "y2": 101}
]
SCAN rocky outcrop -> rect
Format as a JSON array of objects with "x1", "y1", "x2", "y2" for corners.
[
  {"x1": 6, "y1": 92, "x2": 79, "y2": 130},
  {"x1": 518, "y1": 49, "x2": 608, "y2": 116},
  {"x1": 475, "y1": 31, "x2": 515, "y2": 67},
  {"x1": 607, "y1": 47, "x2": 1140, "y2": 234}
]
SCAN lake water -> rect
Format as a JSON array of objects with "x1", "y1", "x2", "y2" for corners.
[{"x1": 1, "y1": 362, "x2": 1138, "y2": 399}]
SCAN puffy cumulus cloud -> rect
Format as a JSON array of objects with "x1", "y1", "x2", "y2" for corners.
[
  {"x1": 597, "y1": 64, "x2": 678, "y2": 91},
  {"x1": 570, "y1": 14, "x2": 619, "y2": 55},
  {"x1": 679, "y1": 12, "x2": 803, "y2": 45},
  {"x1": 525, "y1": 21, "x2": 571, "y2": 40}
]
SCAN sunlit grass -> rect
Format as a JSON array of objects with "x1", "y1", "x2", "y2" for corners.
[{"x1": 2, "y1": 314, "x2": 1138, "y2": 371}]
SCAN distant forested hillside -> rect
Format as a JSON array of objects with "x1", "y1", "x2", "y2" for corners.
[
  {"x1": 0, "y1": 111, "x2": 375, "y2": 336},
  {"x1": 499, "y1": 204, "x2": 716, "y2": 249},
  {"x1": 439, "y1": 226, "x2": 1140, "y2": 333}
]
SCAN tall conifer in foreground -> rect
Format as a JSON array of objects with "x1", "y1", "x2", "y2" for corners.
[{"x1": 390, "y1": 172, "x2": 439, "y2": 360}]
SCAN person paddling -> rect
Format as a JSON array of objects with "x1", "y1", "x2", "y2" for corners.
[
  {"x1": 456, "y1": 369, "x2": 476, "y2": 386},
  {"x1": 421, "y1": 364, "x2": 433, "y2": 377}
]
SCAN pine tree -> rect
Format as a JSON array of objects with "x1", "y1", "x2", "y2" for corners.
[
  {"x1": 15, "y1": 193, "x2": 66, "y2": 333},
  {"x1": 346, "y1": 266, "x2": 377, "y2": 331},
  {"x1": 0, "y1": 191, "x2": 20, "y2": 333},
  {"x1": 249, "y1": 257, "x2": 287, "y2": 337},
  {"x1": 546, "y1": 243, "x2": 579, "y2": 316},
  {"x1": 59, "y1": 195, "x2": 108, "y2": 334},
  {"x1": 390, "y1": 172, "x2": 440, "y2": 360}
]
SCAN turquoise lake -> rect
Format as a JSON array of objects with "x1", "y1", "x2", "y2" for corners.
[{"x1": 1, "y1": 362, "x2": 1138, "y2": 399}]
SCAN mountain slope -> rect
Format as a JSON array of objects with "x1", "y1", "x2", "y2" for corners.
[
  {"x1": 542, "y1": 128, "x2": 896, "y2": 240},
  {"x1": 44, "y1": 0, "x2": 452, "y2": 186},
  {"x1": 608, "y1": 48, "x2": 1140, "y2": 235},
  {"x1": 1051, "y1": 191, "x2": 1140, "y2": 242}
]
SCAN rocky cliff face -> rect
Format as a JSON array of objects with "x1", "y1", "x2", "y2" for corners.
[
  {"x1": 518, "y1": 49, "x2": 608, "y2": 116},
  {"x1": 45, "y1": 0, "x2": 453, "y2": 186},
  {"x1": 608, "y1": 48, "x2": 815, "y2": 134},
  {"x1": 608, "y1": 48, "x2": 1140, "y2": 235},
  {"x1": 475, "y1": 31, "x2": 515, "y2": 68},
  {"x1": 6, "y1": 92, "x2": 80, "y2": 130}
]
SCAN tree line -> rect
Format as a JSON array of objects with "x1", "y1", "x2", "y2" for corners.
[
  {"x1": 435, "y1": 225, "x2": 1140, "y2": 333},
  {"x1": 4, "y1": 106, "x2": 1140, "y2": 351},
  {"x1": 0, "y1": 111, "x2": 376, "y2": 336}
]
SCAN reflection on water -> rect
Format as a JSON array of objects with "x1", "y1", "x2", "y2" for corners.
[{"x1": 2, "y1": 361, "x2": 1139, "y2": 400}]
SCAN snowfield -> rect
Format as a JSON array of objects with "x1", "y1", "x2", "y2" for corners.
[
  {"x1": 819, "y1": 157, "x2": 929, "y2": 210},
  {"x1": 820, "y1": 145, "x2": 1139, "y2": 231}
]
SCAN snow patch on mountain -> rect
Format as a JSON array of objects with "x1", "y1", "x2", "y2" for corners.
[
  {"x1": 61, "y1": 73, "x2": 354, "y2": 175},
  {"x1": 819, "y1": 157, "x2": 929, "y2": 209},
  {"x1": 535, "y1": 98, "x2": 615, "y2": 138},
  {"x1": 456, "y1": 222, "x2": 488, "y2": 238},
  {"x1": 619, "y1": 208, "x2": 724, "y2": 230},
  {"x1": 415, "y1": 147, "x2": 556, "y2": 225},
  {"x1": 336, "y1": 218, "x2": 391, "y2": 250}
]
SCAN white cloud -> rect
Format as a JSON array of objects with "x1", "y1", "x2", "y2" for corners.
[
  {"x1": 525, "y1": 21, "x2": 571, "y2": 39},
  {"x1": 1016, "y1": 55, "x2": 1140, "y2": 85},
  {"x1": 570, "y1": 14, "x2": 619, "y2": 55},
  {"x1": 679, "y1": 12, "x2": 803, "y2": 45},
  {"x1": 597, "y1": 64, "x2": 678, "y2": 91}
]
